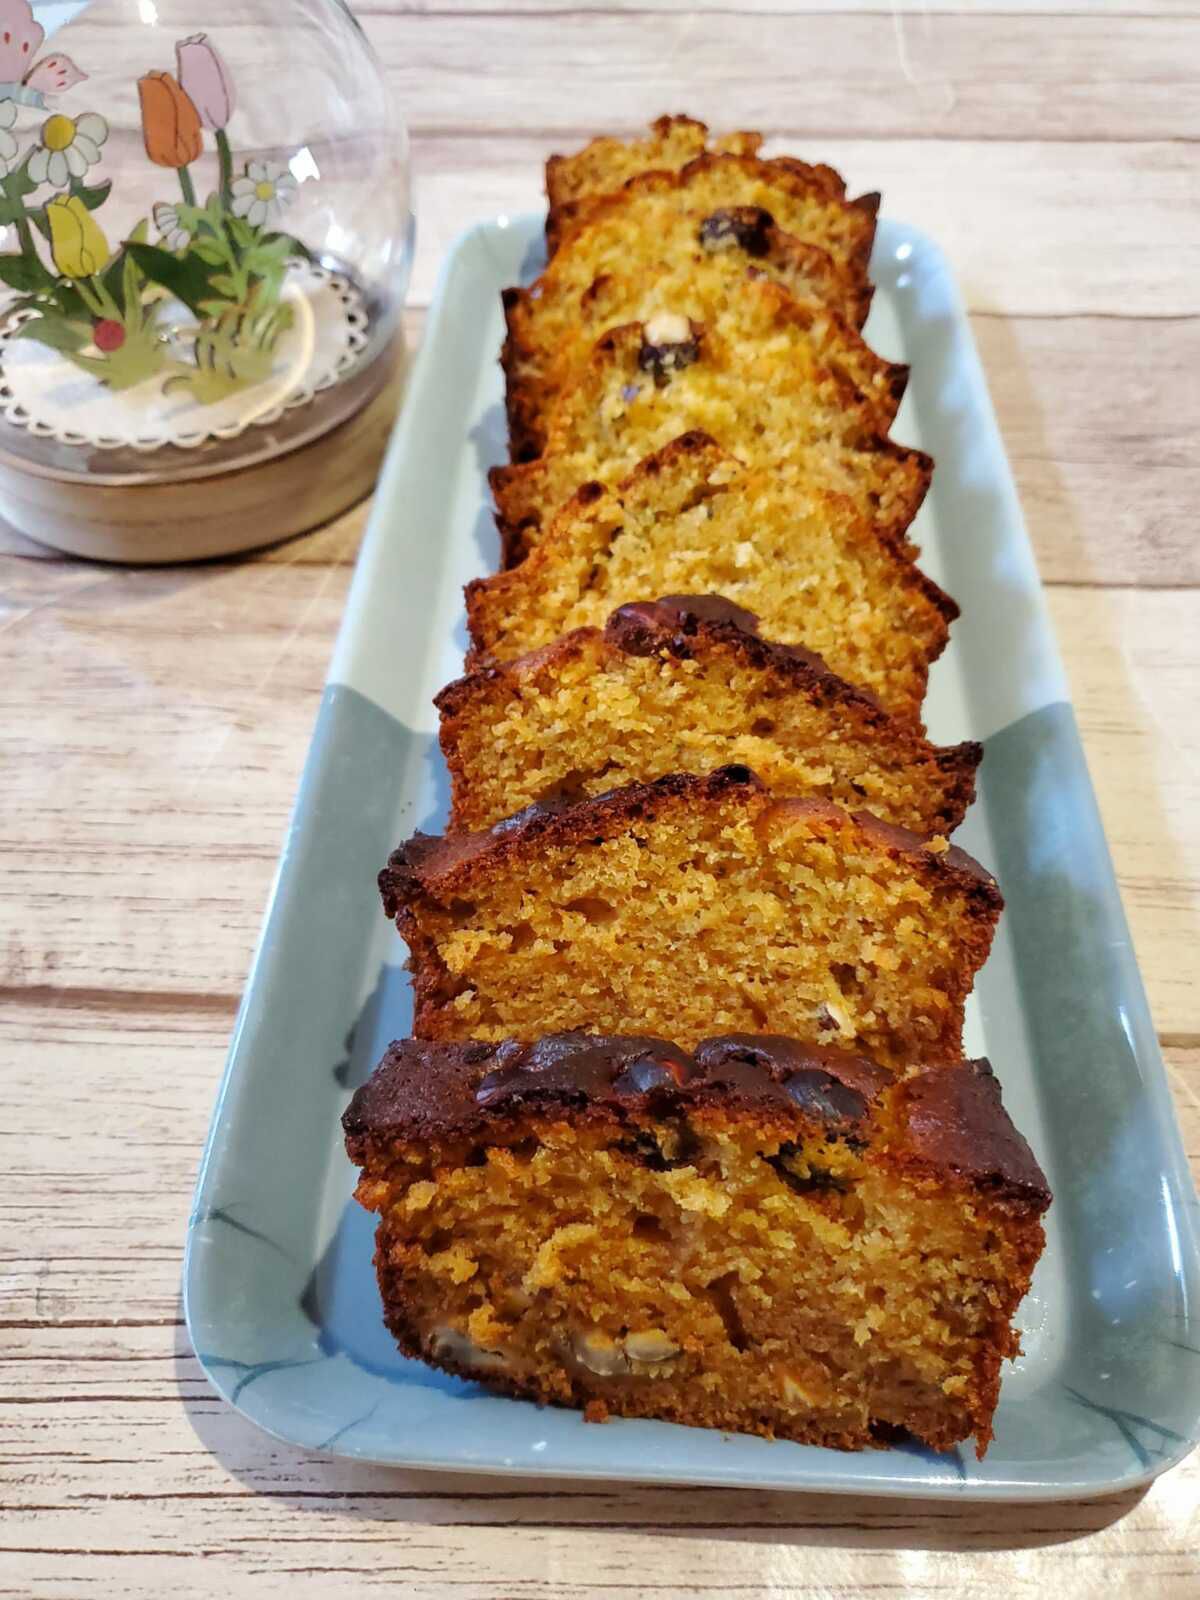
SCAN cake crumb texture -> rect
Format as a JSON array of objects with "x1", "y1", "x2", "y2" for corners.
[{"x1": 344, "y1": 1033, "x2": 1049, "y2": 1457}]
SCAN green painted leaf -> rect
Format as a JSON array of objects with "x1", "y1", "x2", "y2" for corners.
[
  {"x1": 100, "y1": 250, "x2": 127, "y2": 314},
  {"x1": 13, "y1": 317, "x2": 91, "y2": 353},
  {"x1": 0, "y1": 158, "x2": 38, "y2": 215},
  {"x1": 208, "y1": 272, "x2": 238, "y2": 296},
  {"x1": 67, "y1": 178, "x2": 113, "y2": 213},
  {"x1": 0, "y1": 253, "x2": 57, "y2": 293},
  {"x1": 191, "y1": 240, "x2": 226, "y2": 267},
  {"x1": 264, "y1": 231, "x2": 312, "y2": 262},
  {"x1": 125, "y1": 242, "x2": 215, "y2": 318},
  {"x1": 49, "y1": 281, "x2": 89, "y2": 320},
  {"x1": 122, "y1": 252, "x2": 143, "y2": 333},
  {"x1": 30, "y1": 208, "x2": 52, "y2": 242}
]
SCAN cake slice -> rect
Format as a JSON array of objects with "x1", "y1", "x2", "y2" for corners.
[
  {"x1": 438, "y1": 596, "x2": 980, "y2": 834},
  {"x1": 504, "y1": 204, "x2": 895, "y2": 460},
  {"x1": 379, "y1": 766, "x2": 1002, "y2": 1067},
  {"x1": 469, "y1": 434, "x2": 953, "y2": 726},
  {"x1": 547, "y1": 144, "x2": 873, "y2": 278},
  {"x1": 344, "y1": 1032, "x2": 1050, "y2": 1456},
  {"x1": 545, "y1": 115, "x2": 766, "y2": 226},
  {"x1": 490, "y1": 278, "x2": 931, "y2": 566}
]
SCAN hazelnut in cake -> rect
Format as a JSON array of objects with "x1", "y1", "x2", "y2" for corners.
[
  {"x1": 379, "y1": 767, "x2": 1002, "y2": 1066},
  {"x1": 545, "y1": 115, "x2": 765, "y2": 227},
  {"x1": 438, "y1": 596, "x2": 981, "y2": 835},
  {"x1": 490, "y1": 277, "x2": 931, "y2": 565},
  {"x1": 344, "y1": 1032, "x2": 1050, "y2": 1455},
  {"x1": 504, "y1": 206, "x2": 896, "y2": 460},
  {"x1": 469, "y1": 433, "x2": 954, "y2": 726}
]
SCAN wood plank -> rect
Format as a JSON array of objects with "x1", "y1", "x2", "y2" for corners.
[
  {"x1": 405, "y1": 135, "x2": 1200, "y2": 316},
  {"x1": 1046, "y1": 586, "x2": 1200, "y2": 1043},
  {"x1": 361, "y1": 11, "x2": 1200, "y2": 141},
  {"x1": 972, "y1": 314, "x2": 1200, "y2": 588}
]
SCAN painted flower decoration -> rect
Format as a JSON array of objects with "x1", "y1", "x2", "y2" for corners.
[
  {"x1": 231, "y1": 161, "x2": 296, "y2": 228},
  {"x1": 152, "y1": 199, "x2": 192, "y2": 253},
  {"x1": 175, "y1": 33, "x2": 234, "y2": 131},
  {"x1": 27, "y1": 110, "x2": 108, "y2": 187},
  {"x1": 0, "y1": 0, "x2": 85, "y2": 104},
  {"x1": 0, "y1": 98, "x2": 16, "y2": 176},
  {"x1": 138, "y1": 70, "x2": 202, "y2": 168},
  {"x1": 45, "y1": 193, "x2": 108, "y2": 278}
]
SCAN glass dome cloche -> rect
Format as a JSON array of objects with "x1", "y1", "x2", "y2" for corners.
[{"x1": 0, "y1": 0, "x2": 413, "y2": 560}]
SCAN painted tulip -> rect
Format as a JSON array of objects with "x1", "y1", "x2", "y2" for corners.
[
  {"x1": 138, "y1": 70, "x2": 202, "y2": 168},
  {"x1": 175, "y1": 32, "x2": 234, "y2": 131},
  {"x1": 46, "y1": 193, "x2": 109, "y2": 278}
]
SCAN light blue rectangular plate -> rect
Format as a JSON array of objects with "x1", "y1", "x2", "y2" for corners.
[{"x1": 184, "y1": 215, "x2": 1200, "y2": 1500}]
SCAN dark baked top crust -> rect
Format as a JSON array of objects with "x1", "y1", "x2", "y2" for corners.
[
  {"x1": 379, "y1": 766, "x2": 1001, "y2": 916},
  {"x1": 343, "y1": 1031, "x2": 1050, "y2": 1211}
]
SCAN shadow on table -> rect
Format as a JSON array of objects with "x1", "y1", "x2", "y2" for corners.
[{"x1": 174, "y1": 1320, "x2": 1144, "y2": 1553}]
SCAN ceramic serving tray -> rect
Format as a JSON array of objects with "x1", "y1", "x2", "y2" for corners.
[{"x1": 184, "y1": 214, "x2": 1200, "y2": 1500}]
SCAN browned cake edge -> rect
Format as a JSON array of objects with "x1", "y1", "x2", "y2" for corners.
[
  {"x1": 344, "y1": 1033, "x2": 1050, "y2": 1454},
  {"x1": 544, "y1": 114, "x2": 765, "y2": 216},
  {"x1": 503, "y1": 205, "x2": 890, "y2": 461},
  {"x1": 476, "y1": 432, "x2": 946, "y2": 650},
  {"x1": 379, "y1": 764, "x2": 1002, "y2": 923},
  {"x1": 436, "y1": 595, "x2": 982, "y2": 831},
  {"x1": 490, "y1": 291, "x2": 936, "y2": 563},
  {"x1": 345, "y1": 1034, "x2": 1048, "y2": 1209},
  {"x1": 546, "y1": 146, "x2": 872, "y2": 269}
]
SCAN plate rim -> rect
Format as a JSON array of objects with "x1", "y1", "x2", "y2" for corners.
[{"x1": 183, "y1": 211, "x2": 1200, "y2": 1501}]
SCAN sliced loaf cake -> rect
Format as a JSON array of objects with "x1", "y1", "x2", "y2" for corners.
[
  {"x1": 505, "y1": 204, "x2": 894, "y2": 459},
  {"x1": 439, "y1": 596, "x2": 979, "y2": 833},
  {"x1": 345, "y1": 1032, "x2": 1048, "y2": 1456},
  {"x1": 471, "y1": 433, "x2": 953, "y2": 726},
  {"x1": 491, "y1": 278, "x2": 931, "y2": 565},
  {"x1": 379, "y1": 766, "x2": 1002, "y2": 1068}
]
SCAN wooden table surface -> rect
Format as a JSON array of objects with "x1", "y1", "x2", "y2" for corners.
[{"x1": 3, "y1": 3, "x2": 1199, "y2": 1594}]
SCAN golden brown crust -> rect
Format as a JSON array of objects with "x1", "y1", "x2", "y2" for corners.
[
  {"x1": 379, "y1": 766, "x2": 1003, "y2": 1056},
  {"x1": 435, "y1": 597, "x2": 982, "y2": 834},
  {"x1": 547, "y1": 145, "x2": 864, "y2": 263},
  {"x1": 545, "y1": 117, "x2": 768, "y2": 240}
]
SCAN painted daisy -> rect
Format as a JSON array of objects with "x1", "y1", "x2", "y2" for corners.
[
  {"x1": 0, "y1": 99, "x2": 17, "y2": 177},
  {"x1": 27, "y1": 109, "x2": 108, "y2": 187},
  {"x1": 230, "y1": 160, "x2": 296, "y2": 229},
  {"x1": 152, "y1": 199, "x2": 191, "y2": 253}
]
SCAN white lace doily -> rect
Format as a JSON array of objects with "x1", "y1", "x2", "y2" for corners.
[{"x1": 0, "y1": 261, "x2": 369, "y2": 452}]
